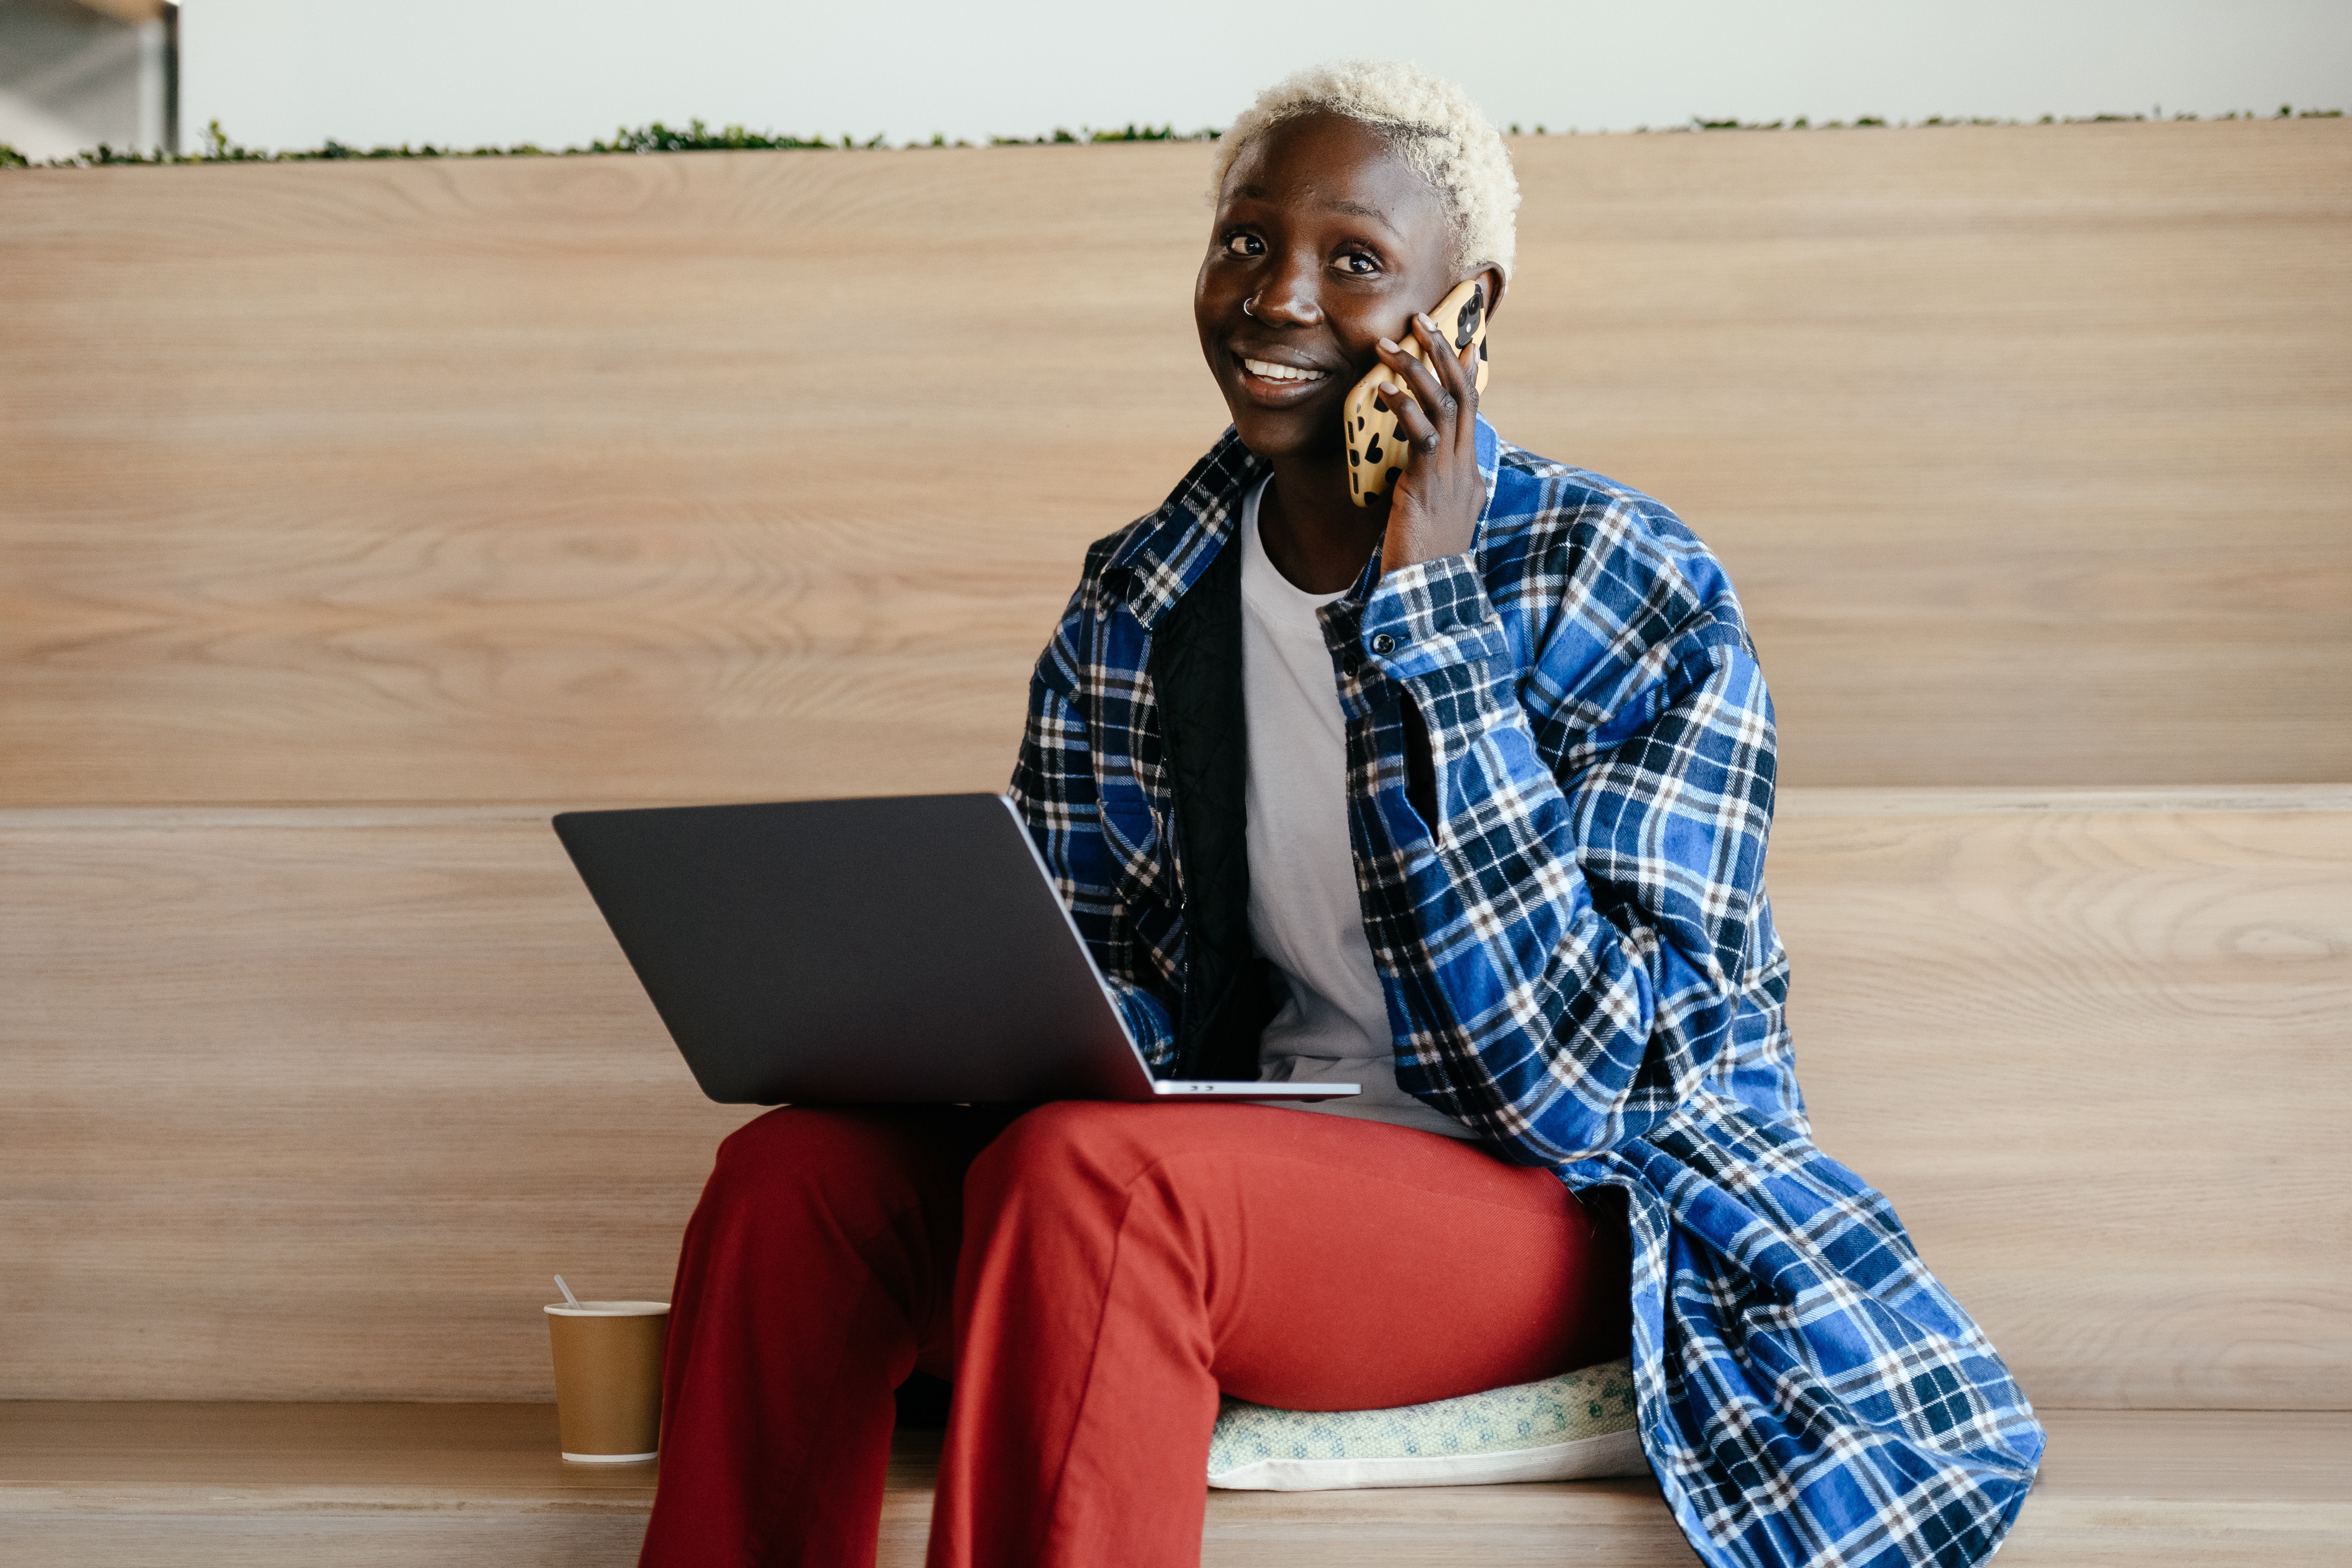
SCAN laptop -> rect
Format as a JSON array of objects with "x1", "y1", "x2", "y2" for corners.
[{"x1": 553, "y1": 793, "x2": 1360, "y2": 1107}]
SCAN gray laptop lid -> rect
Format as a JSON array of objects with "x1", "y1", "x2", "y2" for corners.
[{"x1": 554, "y1": 793, "x2": 1170, "y2": 1105}]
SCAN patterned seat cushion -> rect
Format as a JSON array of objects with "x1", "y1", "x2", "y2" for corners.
[{"x1": 1206, "y1": 1357, "x2": 1647, "y2": 1491}]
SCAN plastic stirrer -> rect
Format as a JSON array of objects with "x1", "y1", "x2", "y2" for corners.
[{"x1": 554, "y1": 1274, "x2": 581, "y2": 1307}]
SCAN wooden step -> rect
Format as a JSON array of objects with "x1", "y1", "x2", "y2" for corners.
[
  {"x1": 5, "y1": 122, "x2": 2346, "y2": 799},
  {"x1": 3, "y1": 1403, "x2": 2345, "y2": 1567}
]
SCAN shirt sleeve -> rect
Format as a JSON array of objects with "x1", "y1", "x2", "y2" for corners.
[
  {"x1": 1357, "y1": 546, "x2": 1777, "y2": 1164},
  {"x1": 1008, "y1": 628, "x2": 1179, "y2": 1069}
]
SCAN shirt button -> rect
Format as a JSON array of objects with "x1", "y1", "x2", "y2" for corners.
[{"x1": 1371, "y1": 633, "x2": 1396, "y2": 655}]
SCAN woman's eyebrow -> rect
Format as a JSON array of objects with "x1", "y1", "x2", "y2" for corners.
[
  {"x1": 1226, "y1": 185, "x2": 1398, "y2": 238},
  {"x1": 1320, "y1": 198, "x2": 1398, "y2": 235}
]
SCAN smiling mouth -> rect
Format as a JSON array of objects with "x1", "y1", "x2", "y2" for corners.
[{"x1": 1238, "y1": 355, "x2": 1326, "y2": 384}]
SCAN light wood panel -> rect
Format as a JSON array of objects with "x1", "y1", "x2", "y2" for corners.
[
  {"x1": 0, "y1": 143, "x2": 1222, "y2": 810},
  {"x1": 0, "y1": 805, "x2": 759, "y2": 1401},
  {"x1": 1772, "y1": 787, "x2": 2352, "y2": 1409},
  {"x1": 1503, "y1": 122, "x2": 2352, "y2": 789},
  {"x1": 3, "y1": 121, "x2": 2346, "y2": 804},
  {"x1": 2, "y1": 788, "x2": 2344, "y2": 1404},
  {"x1": 5, "y1": 1405, "x2": 2347, "y2": 1568}
]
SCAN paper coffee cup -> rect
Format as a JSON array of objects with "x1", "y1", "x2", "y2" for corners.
[{"x1": 545, "y1": 1300, "x2": 669, "y2": 1463}]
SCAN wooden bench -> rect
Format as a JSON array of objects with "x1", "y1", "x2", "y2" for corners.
[{"x1": 3, "y1": 121, "x2": 2347, "y2": 1564}]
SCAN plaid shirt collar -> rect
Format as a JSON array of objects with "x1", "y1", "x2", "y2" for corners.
[{"x1": 1108, "y1": 416, "x2": 1503, "y2": 630}]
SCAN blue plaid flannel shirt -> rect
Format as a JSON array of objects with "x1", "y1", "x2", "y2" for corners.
[{"x1": 1010, "y1": 418, "x2": 2044, "y2": 1568}]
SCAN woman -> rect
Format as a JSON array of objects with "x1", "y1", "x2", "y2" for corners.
[{"x1": 642, "y1": 62, "x2": 2043, "y2": 1568}]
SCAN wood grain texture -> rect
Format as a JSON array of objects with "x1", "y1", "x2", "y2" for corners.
[
  {"x1": 0, "y1": 806, "x2": 761, "y2": 1401},
  {"x1": 1770, "y1": 792, "x2": 2352, "y2": 1409},
  {"x1": 3, "y1": 121, "x2": 2347, "y2": 805},
  {"x1": 2, "y1": 789, "x2": 2344, "y2": 1405},
  {"x1": 5, "y1": 1405, "x2": 2347, "y2": 1568}
]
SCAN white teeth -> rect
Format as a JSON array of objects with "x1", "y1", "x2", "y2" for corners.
[{"x1": 1242, "y1": 357, "x2": 1324, "y2": 382}]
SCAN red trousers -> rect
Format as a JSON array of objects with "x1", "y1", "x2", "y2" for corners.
[{"x1": 639, "y1": 1100, "x2": 1629, "y2": 1568}]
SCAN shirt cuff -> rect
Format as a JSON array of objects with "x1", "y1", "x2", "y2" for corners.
[
  {"x1": 1359, "y1": 551, "x2": 1512, "y2": 679},
  {"x1": 1112, "y1": 984, "x2": 1176, "y2": 1068}
]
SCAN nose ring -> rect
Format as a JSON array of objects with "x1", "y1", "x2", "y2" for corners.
[{"x1": 1243, "y1": 297, "x2": 1257, "y2": 318}]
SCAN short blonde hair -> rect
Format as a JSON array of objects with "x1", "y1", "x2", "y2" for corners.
[{"x1": 1212, "y1": 60, "x2": 1520, "y2": 280}]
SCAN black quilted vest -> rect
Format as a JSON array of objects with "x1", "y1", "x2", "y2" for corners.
[{"x1": 1145, "y1": 535, "x2": 1282, "y2": 1081}]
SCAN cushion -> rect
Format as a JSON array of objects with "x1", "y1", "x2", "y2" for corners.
[{"x1": 1206, "y1": 1356, "x2": 1648, "y2": 1491}]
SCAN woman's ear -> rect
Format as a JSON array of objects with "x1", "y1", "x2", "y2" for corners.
[{"x1": 1475, "y1": 264, "x2": 1507, "y2": 323}]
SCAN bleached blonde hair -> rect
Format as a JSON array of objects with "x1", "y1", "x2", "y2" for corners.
[{"x1": 1211, "y1": 60, "x2": 1520, "y2": 280}]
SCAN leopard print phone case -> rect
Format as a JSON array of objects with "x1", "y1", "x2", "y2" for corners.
[{"x1": 1343, "y1": 279, "x2": 1490, "y2": 507}]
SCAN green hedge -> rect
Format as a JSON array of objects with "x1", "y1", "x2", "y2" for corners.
[
  {"x1": 0, "y1": 117, "x2": 1218, "y2": 169},
  {"x1": 4, "y1": 107, "x2": 2341, "y2": 171}
]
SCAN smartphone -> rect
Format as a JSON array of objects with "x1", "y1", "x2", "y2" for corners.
[{"x1": 1342, "y1": 279, "x2": 1491, "y2": 507}]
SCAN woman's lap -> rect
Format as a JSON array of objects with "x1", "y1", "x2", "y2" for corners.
[
  {"x1": 720, "y1": 1098, "x2": 1628, "y2": 1405},
  {"x1": 652, "y1": 1100, "x2": 1628, "y2": 1567}
]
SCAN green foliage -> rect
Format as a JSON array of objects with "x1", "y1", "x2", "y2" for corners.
[
  {"x1": 8, "y1": 115, "x2": 865, "y2": 167},
  {"x1": 589, "y1": 119, "x2": 839, "y2": 153},
  {"x1": 8, "y1": 106, "x2": 2343, "y2": 169},
  {"x1": 7, "y1": 115, "x2": 1224, "y2": 167},
  {"x1": 1675, "y1": 106, "x2": 2346, "y2": 132},
  {"x1": 989, "y1": 123, "x2": 1219, "y2": 145}
]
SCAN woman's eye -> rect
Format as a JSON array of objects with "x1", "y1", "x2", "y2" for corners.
[
  {"x1": 1224, "y1": 232, "x2": 1264, "y2": 256},
  {"x1": 1339, "y1": 252, "x2": 1379, "y2": 276}
]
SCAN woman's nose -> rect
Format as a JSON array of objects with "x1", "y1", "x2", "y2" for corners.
[{"x1": 1250, "y1": 254, "x2": 1323, "y2": 326}]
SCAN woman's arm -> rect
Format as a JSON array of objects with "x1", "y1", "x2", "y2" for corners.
[
  {"x1": 1360, "y1": 311, "x2": 1779, "y2": 1162},
  {"x1": 1009, "y1": 616, "x2": 1181, "y2": 1069},
  {"x1": 1360, "y1": 545, "x2": 1778, "y2": 1164}
]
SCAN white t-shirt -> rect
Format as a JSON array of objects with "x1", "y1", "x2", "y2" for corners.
[{"x1": 1237, "y1": 477, "x2": 1473, "y2": 1140}]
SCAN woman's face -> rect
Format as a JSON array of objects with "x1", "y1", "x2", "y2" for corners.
[{"x1": 1195, "y1": 111, "x2": 1490, "y2": 465}]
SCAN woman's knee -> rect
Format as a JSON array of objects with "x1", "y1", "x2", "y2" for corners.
[
  {"x1": 712, "y1": 1105, "x2": 842, "y2": 1181},
  {"x1": 701, "y1": 1106, "x2": 920, "y2": 1226},
  {"x1": 962, "y1": 1100, "x2": 1165, "y2": 1229},
  {"x1": 969, "y1": 1099, "x2": 1135, "y2": 1174}
]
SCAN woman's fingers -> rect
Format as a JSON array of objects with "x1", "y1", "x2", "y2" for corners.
[
  {"x1": 1371, "y1": 305, "x2": 1487, "y2": 573},
  {"x1": 1419, "y1": 312, "x2": 1471, "y2": 400},
  {"x1": 1450, "y1": 337, "x2": 1481, "y2": 453},
  {"x1": 1374, "y1": 332, "x2": 1444, "y2": 406},
  {"x1": 1377, "y1": 378, "x2": 1441, "y2": 453},
  {"x1": 1375, "y1": 330, "x2": 1450, "y2": 453},
  {"x1": 1419, "y1": 313, "x2": 1483, "y2": 461},
  {"x1": 1444, "y1": 344, "x2": 1478, "y2": 461},
  {"x1": 1409, "y1": 315, "x2": 1462, "y2": 425},
  {"x1": 1370, "y1": 388, "x2": 1438, "y2": 454},
  {"x1": 1409, "y1": 312, "x2": 1476, "y2": 454}
]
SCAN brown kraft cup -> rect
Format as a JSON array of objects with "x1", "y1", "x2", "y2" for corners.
[{"x1": 545, "y1": 1300, "x2": 669, "y2": 1462}]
